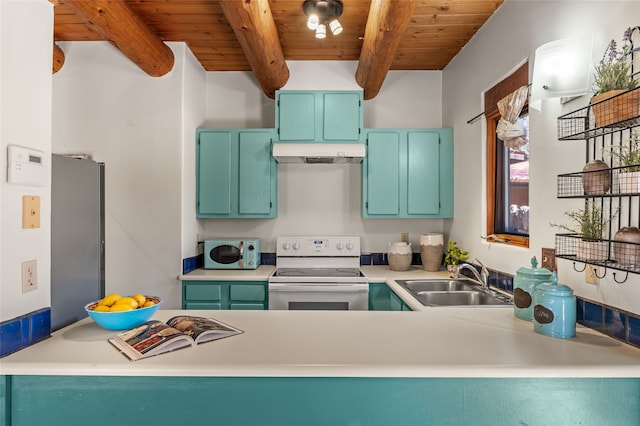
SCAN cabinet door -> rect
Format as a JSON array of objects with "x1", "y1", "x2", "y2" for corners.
[
  {"x1": 368, "y1": 282, "x2": 391, "y2": 311},
  {"x1": 323, "y1": 92, "x2": 361, "y2": 141},
  {"x1": 407, "y1": 131, "x2": 440, "y2": 215},
  {"x1": 365, "y1": 132, "x2": 400, "y2": 215},
  {"x1": 197, "y1": 131, "x2": 233, "y2": 215},
  {"x1": 238, "y1": 131, "x2": 274, "y2": 215},
  {"x1": 277, "y1": 92, "x2": 315, "y2": 141},
  {"x1": 184, "y1": 302, "x2": 223, "y2": 310},
  {"x1": 389, "y1": 291, "x2": 404, "y2": 311},
  {"x1": 229, "y1": 283, "x2": 266, "y2": 302},
  {"x1": 184, "y1": 283, "x2": 222, "y2": 301}
]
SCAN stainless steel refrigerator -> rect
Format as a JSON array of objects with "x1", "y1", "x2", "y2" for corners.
[{"x1": 51, "y1": 154, "x2": 105, "y2": 331}]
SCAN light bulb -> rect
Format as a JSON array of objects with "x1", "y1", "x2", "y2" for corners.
[
  {"x1": 329, "y1": 19, "x2": 343, "y2": 35},
  {"x1": 307, "y1": 13, "x2": 319, "y2": 30},
  {"x1": 315, "y1": 24, "x2": 326, "y2": 39}
]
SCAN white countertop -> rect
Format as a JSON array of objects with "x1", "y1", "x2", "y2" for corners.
[
  {"x1": 3, "y1": 308, "x2": 640, "y2": 378},
  {"x1": 5, "y1": 265, "x2": 639, "y2": 379},
  {"x1": 179, "y1": 264, "x2": 275, "y2": 281}
]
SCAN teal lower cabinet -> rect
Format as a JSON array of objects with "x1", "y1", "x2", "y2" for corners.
[
  {"x1": 182, "y1": 280, "x2": 267, "y2": 310},
  {"x1": 362, "y1": 128, "x2": 453, "y2": 218},
  {"x1": 3, "y1": 375, "x2": 639, "y2": 426},
  {"x1": 369, "y1": 282, "x2": 412, "y2": 311}
]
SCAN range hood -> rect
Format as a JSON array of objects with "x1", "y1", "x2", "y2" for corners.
[{"x1": 272, "y1": 143, "x2": 365, "y2": 164}]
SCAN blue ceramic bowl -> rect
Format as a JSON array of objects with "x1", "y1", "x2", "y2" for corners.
[{"x1": 84, "y1": 296, "x2": 162, "y2": 330}]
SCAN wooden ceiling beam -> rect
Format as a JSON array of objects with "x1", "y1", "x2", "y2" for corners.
[
  {"x1": 61, "y1": 0, "x2": 174, "y2": 77},
  {"x1": 356, "y1": 0, "x2": 418, "y2": 100},
  {"x1": 53, "y1": 43, "x2": 65, "y2": 74},
  {"x1": 218, "y1": 0, "x2": 289, "y2": 99}
]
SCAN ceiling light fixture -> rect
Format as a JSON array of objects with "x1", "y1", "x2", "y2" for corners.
[{"x1": 302, "y1": 0, "x2": 344, "y2": 39}]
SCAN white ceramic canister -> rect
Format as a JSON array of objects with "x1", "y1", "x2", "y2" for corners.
[
  {"x1": 419, "y1": 233, "x2": 444, "y2": 272},
  {"x1": 388, "y1": 242, "x2": 412, "y2": 271}
]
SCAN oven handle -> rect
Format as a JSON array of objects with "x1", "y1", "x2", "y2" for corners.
[{"x1": 268, "y1": 283, "x2": 368, "y2": 293}]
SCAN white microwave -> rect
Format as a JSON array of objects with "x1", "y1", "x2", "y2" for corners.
[{"x1": 204, "y1": 239, "x2": 261, "y2": 270}]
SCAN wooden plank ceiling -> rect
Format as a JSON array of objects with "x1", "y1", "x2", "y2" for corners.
[{"x1": 52, "y1": 0, "x2": 504, "y2": 98}]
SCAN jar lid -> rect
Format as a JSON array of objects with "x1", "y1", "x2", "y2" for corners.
[
  {"x1": 516, "y1": 256, "x2": 553, "y2": 277},
  {"x1": 536, "y1": 272, "x2": 574, "y2": 296}
]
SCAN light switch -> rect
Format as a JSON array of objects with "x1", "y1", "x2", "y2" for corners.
[{"x1": 22, "y1": 195, "x2": 40, "y2": 228}]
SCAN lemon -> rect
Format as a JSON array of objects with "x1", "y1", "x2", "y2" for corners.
[
  {"x1": 132, "y1": 294, "x2": 146, "y2": 307},
  {"x1": 113, "y1": 297, "x2": 138, "y2": 309},
  {"x1": 92, "y1": 305, "x2": 110, "y2": 312},
  {"x1": 110, "y1": 303, "x2": 134, "y2": 312},
  {"x1": 98, "y1": 293, "x2": 122, "y2": 307},
  {"x1": 142, "y1": 300, "x2": 155, "y2": 308}
]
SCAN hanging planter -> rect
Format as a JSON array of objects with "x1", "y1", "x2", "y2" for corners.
[
  {"x1": 618, "y1": 170, "x2": 640, "y2": 193},
  {"x1": 591, "y1": 89, "x2": 640, "y2": 127},
  {"x1": 576, "y1": 239, "x2": 608, "y2": 262},
  {"x1": 590, "y1": 28, "x2": 639, "y2": 128},
  {"x1": 606, "y1": 130, "x2": 640, "y2": 194}
]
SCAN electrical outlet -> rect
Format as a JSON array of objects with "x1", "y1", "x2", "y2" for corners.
[
  {"x1": 541, "y1": 248, "x2": 556, "y2": 271},
  {"x1": 21, "y1": 259, "x2": 38, "y2": 293},
  {"x1": 585, "y1": 264, "x2": 599, "y2": 285}
]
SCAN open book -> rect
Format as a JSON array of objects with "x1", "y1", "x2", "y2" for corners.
[{"x1": 108, "y1": 315, "x2": 243, "y2": 361}]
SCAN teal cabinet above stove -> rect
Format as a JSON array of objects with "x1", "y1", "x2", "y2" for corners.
[{"x1": 275, "y1": 90, "x2": 363, "y2": 143}]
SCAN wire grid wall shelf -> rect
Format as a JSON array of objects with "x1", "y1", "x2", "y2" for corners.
[
  {"x1": 555, "y1": 233, "x2": 640, "y2": 282},
  {"x1": 557, "y1": 87, "x2": 640, "y2": 141},
  {"x1": 557, "y1": 165, "x2": 640, "y2": 198}
]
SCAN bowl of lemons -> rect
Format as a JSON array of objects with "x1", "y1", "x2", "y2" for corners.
[{"x1": 85, "y1": 294, "x2": 162, "y2": 330}]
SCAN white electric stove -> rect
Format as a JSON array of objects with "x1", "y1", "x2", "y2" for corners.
[{"x1": 268, "y1": 236, "x2": 369, "y2": 310}]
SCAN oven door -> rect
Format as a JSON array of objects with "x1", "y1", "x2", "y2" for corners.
[{"x1": 268, "y1": 283, "x2": 369, "y2": 311}]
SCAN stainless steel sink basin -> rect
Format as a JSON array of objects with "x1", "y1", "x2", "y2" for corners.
[
  {"x1": 400, "y1": 279, "x2": 479, "y2": 292},
  {"x1": 395, "y1": 279, "x2": 513, "y2": 307}
]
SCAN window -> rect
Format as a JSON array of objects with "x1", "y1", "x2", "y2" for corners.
[{"x1": 485, "y1": 63, "x2": 530, "y2": 248}]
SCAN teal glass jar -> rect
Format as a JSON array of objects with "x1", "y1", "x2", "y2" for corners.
[
  {"x1": 513, "y1": 257, "x2": 552, "y2": 321},
  {"x1": 533, "y1": 272, "x2": 576, "y2": 339}
]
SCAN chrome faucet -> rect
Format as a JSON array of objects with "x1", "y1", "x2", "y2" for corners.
[{"x1": 457, "y1": 259, "x2": 489, "y2": 288}]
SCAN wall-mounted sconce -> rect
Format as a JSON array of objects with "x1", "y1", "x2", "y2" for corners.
[{"x1": 530, "y1": 35, "x2": 594, "y2": 110}]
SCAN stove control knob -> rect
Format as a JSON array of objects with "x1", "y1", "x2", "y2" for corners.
[
  {"x1": 283, "y1": 242, "x2": 290, "y2": 250},
  {"x1": 336, "y1": 242, "x2": 344, "y2": 250},
  {"x1": 292, "y1": 242, "x2": 300, "y2": 250},
  {"x1": 346, "y1": 243, "x2": 354, "y2": 250}
]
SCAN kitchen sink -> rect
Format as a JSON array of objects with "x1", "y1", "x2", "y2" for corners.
[{"x1": 395, "y1": 279, "x2": 513, "y2": 307}]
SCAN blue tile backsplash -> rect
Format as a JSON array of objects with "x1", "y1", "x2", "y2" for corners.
[{"x1": 0, "y1": 308, "x2": 51, "y2": 358}]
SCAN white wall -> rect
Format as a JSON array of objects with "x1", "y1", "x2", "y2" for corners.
[
  {"x1": 203, "y1": 62, "x2": 444, "y2": 252},
  {"x1": 0, "y1": 0, "x2": 53, "y2": 322},
  {"x1": 443, "y1": 0, "x2": 640, "y2": 314},
  {"x1": 52, "y1": 42, "x2": 201, "y2": 309},
  {"x1": 180, "y1": 47, "x2": 207, "y2": 259}
]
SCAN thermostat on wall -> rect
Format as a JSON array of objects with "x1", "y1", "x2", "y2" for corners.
[{"x1": 7, "y1": 145, "x2": 47, "y2": 186}]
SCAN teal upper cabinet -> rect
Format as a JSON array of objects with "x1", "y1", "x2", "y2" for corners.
[
  {"x1": 362, "y1": 128, "x2": 453, "y2": 218},
  {"x1": 197, "y1": 129, "x2": 277, "y2": 218},
  {"x1": 275, "y1": 90, "x2": 363, "y2": 142}
]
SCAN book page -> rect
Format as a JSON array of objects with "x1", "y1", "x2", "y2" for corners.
[
  {"x1": 112, "y1": 320, "x2": 193, "y2": 359},
  {"x1": 166, "y1": 316, "x2": 243, "y2": 344}
]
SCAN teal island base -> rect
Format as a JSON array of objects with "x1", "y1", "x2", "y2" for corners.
[{"x1": 2, "y1": 376, "x2": 639, "y2": 425}]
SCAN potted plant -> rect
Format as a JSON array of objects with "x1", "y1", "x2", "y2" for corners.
[
  {"x1": 607, "y1": 130, "x2": 640, "y2": 193},
  {"x1": 591, "y1": 28, "x2": 639, "y2": 127},
  {"x1": 444, "y1": 240, "x2": 469, "y2": 277},
  {"x1": 551, "y1": 201, "x2": 612, "y2": 262}
]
